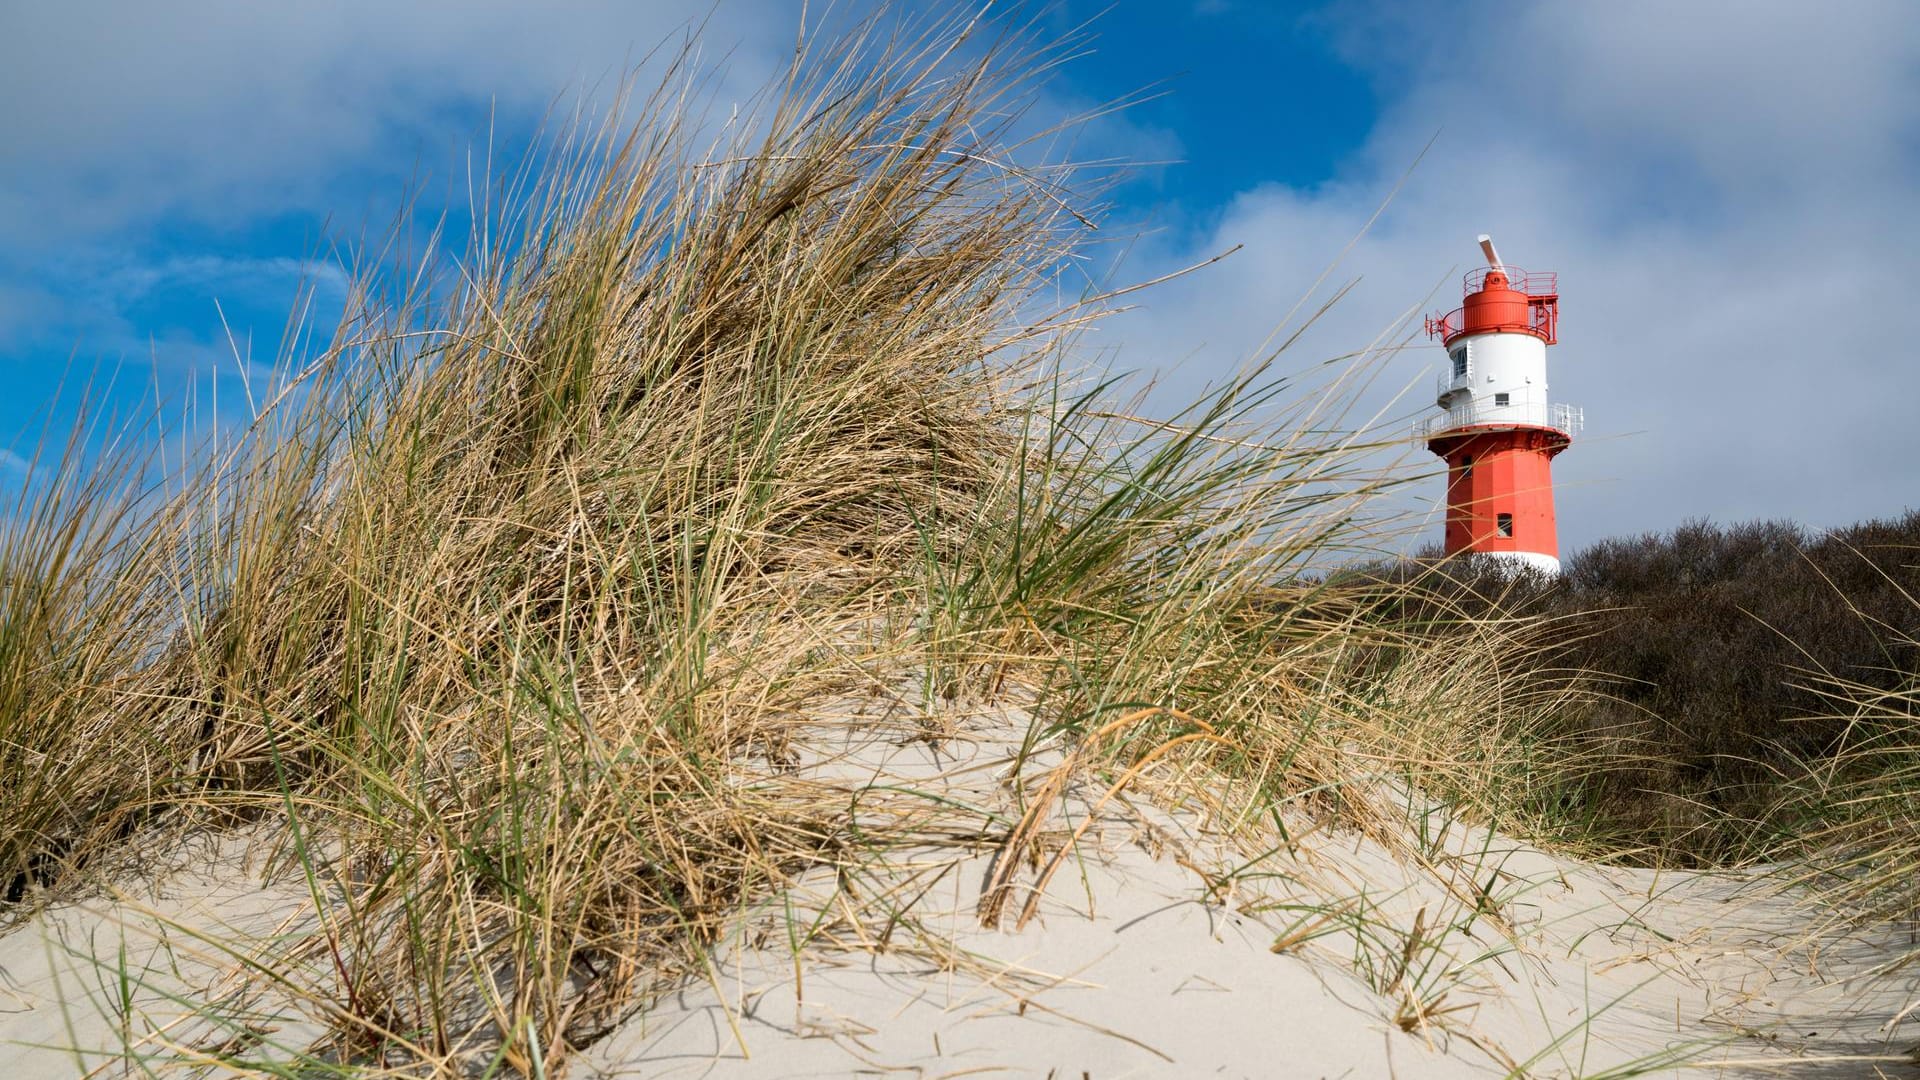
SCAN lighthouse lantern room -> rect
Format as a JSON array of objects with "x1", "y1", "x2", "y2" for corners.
[{"x1": 1419, "y1": 236, "x2": 1582, "y2": 574}]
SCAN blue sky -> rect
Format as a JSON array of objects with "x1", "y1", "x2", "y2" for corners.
[{"x1": 2, "y1": 1, "x2": 1916, "y2": 555}]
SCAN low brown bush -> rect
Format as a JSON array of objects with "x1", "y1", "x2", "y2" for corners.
[{"x1": 1386, "y1": 514, "x2": 1920, "y2": 865}]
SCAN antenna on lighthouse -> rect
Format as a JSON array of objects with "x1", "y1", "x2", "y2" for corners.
[{"x1": 1477, "y1": 233, "x2": 1504, "y2": 272}]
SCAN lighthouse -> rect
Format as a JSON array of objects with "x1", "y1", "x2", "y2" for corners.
[{"x1": 1420, "y1": 236, "x2": 1582, "y2": 574}]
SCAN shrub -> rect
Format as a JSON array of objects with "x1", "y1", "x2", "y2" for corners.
[{"x1": 1390, "y1": 515, "x2": 1920, "y2": 866}]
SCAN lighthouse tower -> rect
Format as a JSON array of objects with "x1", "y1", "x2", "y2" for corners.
[{"x1": 1420, "y1": 236, "x2": 1582, "y2": 574}]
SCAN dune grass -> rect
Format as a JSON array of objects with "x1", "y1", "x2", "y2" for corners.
[{"x1": 0, "y1": 385, "x2": 202, "y2": 906}]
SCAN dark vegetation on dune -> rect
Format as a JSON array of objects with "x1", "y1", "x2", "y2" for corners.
[{"x1": 1394, "y1": 514, "x2": 1920, "y2": 881}]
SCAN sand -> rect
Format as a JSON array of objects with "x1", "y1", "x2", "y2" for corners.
[
  {"x1": 3, "y1": 708, "x2": 1916, "y2": 1077},
  {"x1": 574, "y1": 718, "x2": 1919, "y2": 1079},
  {"x1": 0, "y1": 830, "x2": 327, "y2": 1076}
]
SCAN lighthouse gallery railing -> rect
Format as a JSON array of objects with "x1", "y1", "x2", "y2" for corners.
[
  {"x1": 1425, "y1": 267, "x2": 1562, "y2": 345},
  {"x1": 1415, "y1": 400, "x2": 1583, "y2": 440}
]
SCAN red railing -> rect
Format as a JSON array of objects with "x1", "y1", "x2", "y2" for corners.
[
  {"x1": 1462, "y1": 266, "x2": 1556, "y2": 297},
  {"x1": 1425, "y1": 265, "x2": 1560, "y2": 344}
]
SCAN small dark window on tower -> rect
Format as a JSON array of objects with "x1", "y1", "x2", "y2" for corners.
[
  {"x1": 1460, "y1": 455, "x2": 1474, "y2": 479},
  {"x1": 1496, "y1": 513, "x2": 1514, "y2": 538},
  {"x1": 1494, "y1": 392, "x2": 1510, "y2": 406},
  {"x1": 1451, "y1": 349, "x2": 1467, "y2": 378}
]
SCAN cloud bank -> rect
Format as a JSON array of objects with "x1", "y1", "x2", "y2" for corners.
[{"x1": 0, "y1": 2, "x2": 790, "y2": 243}]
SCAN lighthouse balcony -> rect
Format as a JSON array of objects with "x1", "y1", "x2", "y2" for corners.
[
  {"x1": 1435, "y1": 367, "x2": 1471, "y2": 403},
  {"x1": 1416, "y1": 399, "x2": 1583, "y2": 441}
]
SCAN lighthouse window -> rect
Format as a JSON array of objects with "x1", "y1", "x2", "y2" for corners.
[
  {"x1": 1460, "y1": 455, "x2": 1473, "y2": 478},
  {"x1": 1496, "y1": 513, "x2": 1514, "y2": 538},
  {"x1": 1450, "y1": 348, "x2": 1467, "y2": 378},
  {"x1": 1494, "y1": 392, "x2": 1510, "y2": 406}
]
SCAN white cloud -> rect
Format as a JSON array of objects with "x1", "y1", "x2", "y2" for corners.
[
  {"x1": 0, "y1": 0, "x2": 813, "y2": 436},
  {"x1": 0, "y1": 1, "x2": 796, "y2": 244}
]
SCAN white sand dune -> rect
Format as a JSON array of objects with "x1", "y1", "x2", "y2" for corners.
[
  {"x1": 0, "y1": 832, "x2": 327, "y2": 1076},
  {"x1": 580, "y1": 715, "x2": 1920, "y2": 1078},
  {"x1": 3, "y1": 709, "x2": 1916, "y2": 1077}
]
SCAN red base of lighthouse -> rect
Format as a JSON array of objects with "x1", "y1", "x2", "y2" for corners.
[{"x1": 1429, "y1": 425, "x2": 1568, "y2": 562}]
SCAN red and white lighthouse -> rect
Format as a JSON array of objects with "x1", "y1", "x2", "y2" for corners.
[{"x1": 1420, "y1": 236, "x2": 1582, "y2": 574}]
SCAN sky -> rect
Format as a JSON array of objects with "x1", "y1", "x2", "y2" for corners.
[{"x1": 1, "y1": 0, "x2": 1915, "y2": 556}]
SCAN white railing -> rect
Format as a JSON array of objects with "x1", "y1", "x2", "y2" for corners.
[{"x1": 1415, "y1": 399, "x2": 1583, "y2": 440}]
